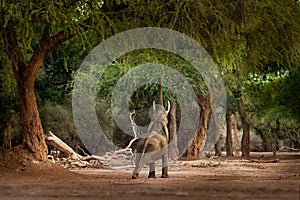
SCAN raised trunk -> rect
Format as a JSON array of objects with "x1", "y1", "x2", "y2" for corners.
[
  {"x1": 226, "y1": 112, "x2": 233, "y2": 156},
  {"x1": 236, "y1": 97, "x2": 250, "y2": 157},
  {"x1": 183, "y1": 96, "x2": 210, "y2": 159},
  {"x1": 158, "y1": 79, "x2": 163, "y2": 106},
  {"x1": 168, "y1": 101, "x2": 178, "y2": 160}
]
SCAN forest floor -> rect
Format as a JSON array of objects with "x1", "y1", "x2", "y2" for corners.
[{"x1": 0, "y1": 152, "x2": 299, "y2": 200}]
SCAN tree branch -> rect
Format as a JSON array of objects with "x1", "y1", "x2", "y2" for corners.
[{"x1": 25, "y1": 20, "x2": 91, "y2": 83}]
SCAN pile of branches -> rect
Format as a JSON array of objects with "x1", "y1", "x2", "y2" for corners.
[
  {"x1": 44, "y1": 111, "x2": 149, "y2": 170},
  {"x1": 45, "y1": 131, "x2": 113, "y2": 169}
]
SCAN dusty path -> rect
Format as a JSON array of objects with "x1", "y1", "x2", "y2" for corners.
[{"x1": 0, "y1": 152, "x2": 299, "y2": 200}]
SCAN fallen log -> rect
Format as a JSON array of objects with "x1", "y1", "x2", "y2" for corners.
[
  {"x1": 81, "y1": 155, "x2": 111, "y2": 162},
  {"x1": 45, "y1": 131, "x2": 110, "y2": 169},
  {"x1": 45, "y1": 131, "x2": 82, "y2": 160}
]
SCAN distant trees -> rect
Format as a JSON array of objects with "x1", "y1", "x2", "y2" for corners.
[{"x1": 220, "y1": 0, "x2": 300, "y2": 157}]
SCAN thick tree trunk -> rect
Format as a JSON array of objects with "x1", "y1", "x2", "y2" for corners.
[
  {"x1": 9, "y1": 27, "x2": 75, "y2": 161},
  {"x1": 183, "y1": 96, "x2": 210, "y2": 159},
  {"x1": 236, "y1": 97, "x2": 250, "y2": 157},
  {"x1": 12, "y1": 32, "x2": 50, "y2": 161},
  {"x1": 15, "y1": 66, "x2": 48, "y2": 161},
  {"x1": 168, "y1": 101, "x2": 178, "y2": 160},
  {"x1": 226, "y1": 112, "x2": 233, "y2": 156}
]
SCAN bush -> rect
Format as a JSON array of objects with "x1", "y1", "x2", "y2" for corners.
[{"x1": 39, "y1": 101, "x2": 81, "y2": 150}]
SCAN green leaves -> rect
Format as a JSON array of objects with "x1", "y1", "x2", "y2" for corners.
[{"x1": 96, "y1": 49, "x2": 208, "y2": 108}]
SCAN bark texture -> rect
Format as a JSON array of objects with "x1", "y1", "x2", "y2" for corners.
[
  {"x1": 235, "y1": 94, "x2": 250, "y2": 157},
  {"x1": 214, "y1": 135, "x2": 222, "y2": 156},
  {"x1": 11, "y1": 27, "x2": 75, "y2": 160},
  {"x1": 226, "y1": 112, "x2": 233, "y2": 156},
  {"x1": 231, "y1": 114, "x2": 241, "y2": 155},
  {"x1": 15, "y1": 63, "x2": 48, "y2": 160},
  {"x1": 168, "y1": 101, "x2": 178, "y2": 160},
  {"x1": 272, "y1": 119, "x2": 280, "y2": 158},
  {"x1": 183, "y1": 95, "x2": 211, "y2": 159}
]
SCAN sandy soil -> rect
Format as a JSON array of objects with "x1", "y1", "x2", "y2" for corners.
[{"x1": 0, "y1": 152, "x2": 299, "y2": 200}]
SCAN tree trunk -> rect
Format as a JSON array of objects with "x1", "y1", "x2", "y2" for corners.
[
  {"x1": 3, "y1": 118, "x2": 12, "y2": 150},
  {"x1": 14, "y1": 65, "x2": 48, "y2": 161},
  {"x1": 183, "y1": 95, "x2": 211, "y2": 159},
  {"x1": 234, "y1": 92, "x2": 250, "y2": 157},
  {"x1": 226, "y1": 112, "x2": 233, "y2": 156},
  {"x1": 231, "y1": 114, "x2": 241, "y2": 155},
  {"x1": 168, "y1": 101, "x2": 178, "y2": 160},
  {"x1": 214, "y1": 135, "x2": 222, "y2": 156},
  {"x1": 272, "y1": 119, "x2": 280, "y2": 158},
  {"x1": 9, "y1": 27, "x2": 75, "y2": 161}
]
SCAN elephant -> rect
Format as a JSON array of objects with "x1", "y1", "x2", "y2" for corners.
[{"x1": 131, "y1": 101, "x2": 170, "y2": 179}]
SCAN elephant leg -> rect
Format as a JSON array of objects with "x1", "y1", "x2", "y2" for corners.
[
  {"x1": 161, "y1": 152, "x2": 169, "y2": 178},
  {"x1": 132, "y1": 164, "x2": 144, "y2": 179},
  {"x1": 148, "y1": 162, "x2": 156, "y2": 178},
  {"x1": 132, "y1": 173, "x2": 139, "y2": 179},
  {"x1": 132, "y1": 153, "x2": 143, "y2": 179}
]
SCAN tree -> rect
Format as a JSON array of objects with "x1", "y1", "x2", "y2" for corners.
[
  {"x1": 168, "y1": 101, "x2": 179, "y2": 160},
  {"x1": 249, "y1": 65, "x2": 300, "y2": 152},
  {"x1": 220, "y1": 0, "x2": 300, "y2": 157},
  {"x1": 0, "y1": 0, "x2": 118, "y2": 160},
  {"x1": 96, "y1": 49, "x2": 210, "y2": 156},
  {"x1": 0, "y1": 49, "x2": 19, "y2": 150},
  {"x1": 2, "y1": 0, "x2": 298, "y2": 162},
  {"x1": 225, "y1": 111, "x2": 233, "y2": 156}
]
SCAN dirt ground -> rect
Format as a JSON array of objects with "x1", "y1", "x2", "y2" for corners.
[{"x1": 0, "y1": 152, "x2": 299, "y2": 200}]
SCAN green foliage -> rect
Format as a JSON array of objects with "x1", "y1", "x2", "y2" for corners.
[
  {"x1": 246, "y1": 62, "x2": 300, "y2": 147},
  {"x1": 39, "y1": 101, "x2": 81, "y2": 149},
  {"x1": 0, "y1": 109, "x2": 21, "y2": 147},
  {"x1": 0, "y1": 0, "x2": 112, "y2": 68},
  {"x1": 1, "y1": 0, "x2": 300, "y2": 150},
  {"x1": 0, "y1": 65, "x2": 18, "y2": 107},
  {"x1": 96, "y1": 49, "x2": 208, "y2": 108},
  {"x1": 279, "y1": 65, "x2": 300, "y2": 122},
  {"x1": 0, "y1": 58, "x2": 20, "y2": 147}
]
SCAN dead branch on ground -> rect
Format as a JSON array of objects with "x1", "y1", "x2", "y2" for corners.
[{"x1": 45, "y1": 131, "x2": 109, "y2": 169}]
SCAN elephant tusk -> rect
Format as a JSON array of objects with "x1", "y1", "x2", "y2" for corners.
[
  {"x1": 164, "y1": 125, "x2": 169, "y2": 142},
  {"x1": 166, "y1": 100, "x2": 171, "y2": 114}
]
